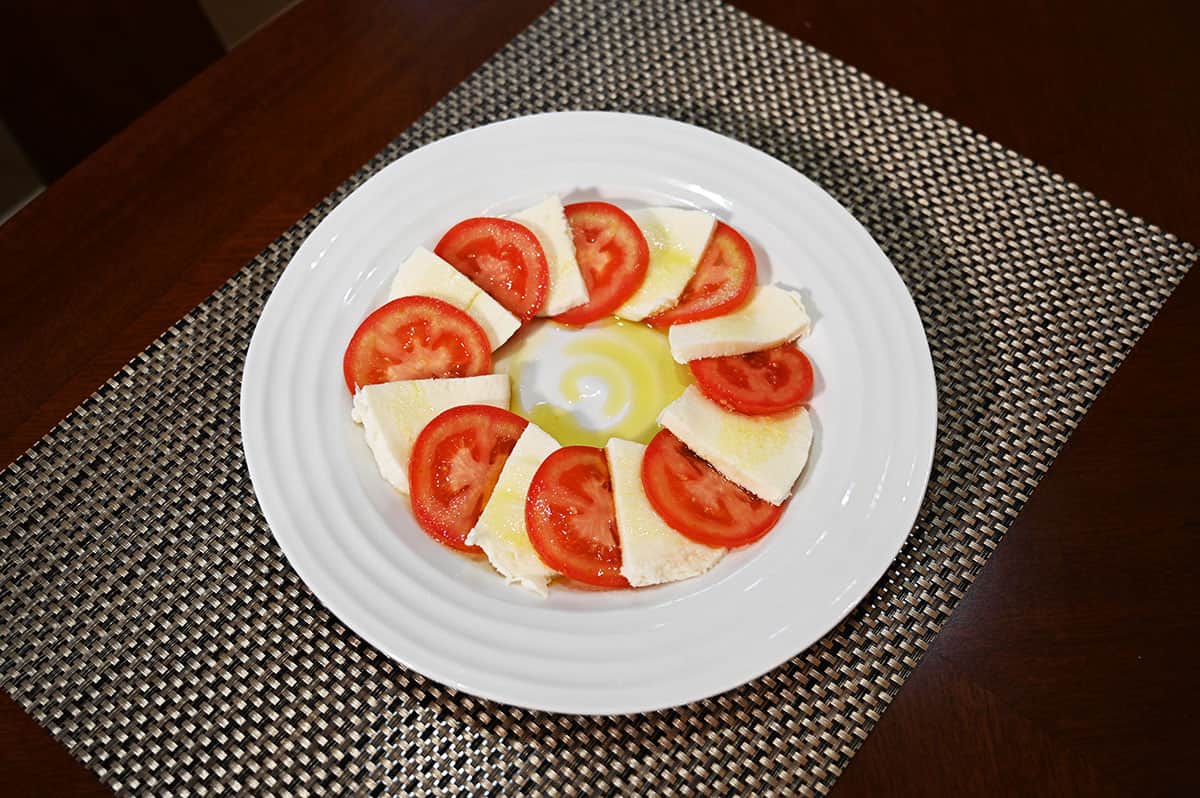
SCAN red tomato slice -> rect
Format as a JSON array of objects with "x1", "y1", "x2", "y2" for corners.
[
  {"x1": 525, "y1": 446, "x2": 629, "y2": 588},
  {"x1": 434, "y1": 217, "x2": 549, "y2": 320},
  {"x1": 646, "y1": 221, "x2": 756, "y2": 327},
  {"x1": 641, "y1": 429, "x2": 783, "y2": 547},
  {"x1": 342, "y1": 295, "x2": 491, "y2": 393},
  {"x1": 409, "y1": 405, "x2": 528, "y2": 551},
  {"x1": 553, "y1": 202, "x2": 650, "y2": 326},
  {"x1": 689, "y1": 345, "x2": 814, "y2": 416}
]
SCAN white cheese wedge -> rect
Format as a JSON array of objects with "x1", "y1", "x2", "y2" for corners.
[
  {"x1": 351, "y1": 374, "x2": 510, "y2": 494},
  {"x1": 466, "y1": 423, "x2": 561, "y2": 596},
  {"x1": 657, "y1": 386, "x2": 813, "y2": 505},
  {"x1": 511, "y1": 196, "x2": 589, "y2": 316},
  {"x1": 605, "y1": 438, "x2": 726, "y2": 587},
  {"x1": 616, "y1": 207, "x2": 716, "y2": 321},
  {"x1": 387, "y1": 246, "x2": 521, "y2": 351},
  {"x1": 668, "y1": 284, "x2": 811, "y2": 363}
]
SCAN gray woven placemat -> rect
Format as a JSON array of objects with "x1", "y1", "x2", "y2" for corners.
[{"x1": 1, "y1": 0, "x2": 1194, "y2": 794}]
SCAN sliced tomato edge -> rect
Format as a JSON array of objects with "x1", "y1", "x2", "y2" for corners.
[
  {"x1": 434, "y1": 217, "x2": 550, "y2": 321},
  {"x1": 342, "y1": 294, "x2": 493, "y2": 394},
  {"x1": 524, "y1": 445, "x2": 631, "y2": 588},
  {"x1": 408, "y1": 404, "x2": 529, "y2": 553},
  {"x1": 552, "y1": 202, "x2": 650, "y2": 326},
  {"x1": 645, "y1": 221, "x2": 757, "y2": 328},
  {"x1": 641, "y1": 429, "x2": 784, "y2": 548},
  {"x1": 689, "y1": 345, "x2": 814, "y2": 416}
]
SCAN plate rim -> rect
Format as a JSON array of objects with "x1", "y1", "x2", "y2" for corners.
[{"x1": 241, "y1": 110, "x2": 938, "y2": 715}]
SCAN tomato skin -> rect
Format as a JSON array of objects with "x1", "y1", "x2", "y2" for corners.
[
  {"x1": 435, "y1": 217, "x2": 550, "y2": 320},
  {"x1": 641, "y1": 430, "x2": 783, "y2": 547},
  {"x1": 342, "y1": 295, "x2": 492, "y2": 394},
  {"x1": 553, "y1": 202, "x2": 650, "y2": 326},
  {"x1": 525, "y1": 446, "x2": 629, "y2": 588},
  {"x1": 690, "y1": 345, "x2": 814, "y2": 416},
  {"x1": 409, "y1": 405, "x2": 528, "y2": 551},
  {"x1": 646, "y1": 221, "x2": 756, "y2": 327}
]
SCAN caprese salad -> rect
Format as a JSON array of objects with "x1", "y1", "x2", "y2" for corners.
[{"x1": 344, "y1": 195, "x2": 814, "y2": 597}]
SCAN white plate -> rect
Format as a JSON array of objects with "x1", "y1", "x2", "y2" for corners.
[{"x1": 241, "y1": 112, "x2": 937, "y2": 715}]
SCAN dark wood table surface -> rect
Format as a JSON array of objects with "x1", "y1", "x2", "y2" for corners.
[{"x1": 2, "y1": 1, "x2": 1196, "y2": 794}]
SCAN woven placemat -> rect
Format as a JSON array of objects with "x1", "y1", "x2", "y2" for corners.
[{"x1": 2, "y1": 0, "x2": 1194, "y2": 794}]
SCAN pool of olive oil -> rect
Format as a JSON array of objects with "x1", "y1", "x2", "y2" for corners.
[{"x1": 494, "y1": 319, "x2": 692, "y2": 448}]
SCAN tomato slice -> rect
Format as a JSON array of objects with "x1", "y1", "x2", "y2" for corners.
[
  {"x1": 641, "y1": 429, "x2": 783, "y2": 547},
  {"x1": 342, "y1": 295, "x2": 491, "y2": 393},
  {"x1": 689, "y1": 345, "x2": 814, "y2": 416},
  {"x1": 646, "y1": 221, "x2": 756, "y2": 327},
  {"x1": 409, "y1": 405, "x2": 528, "y2": 551},
  {"x1": 434, "y1": 217, "x2": 549, "y2": 320},
  {"x1": 553, "y1": 202, "x2": 650, "y2": 326},
  {"x1": 525, "y1": 446, "x2": 629, "y2": 588}
]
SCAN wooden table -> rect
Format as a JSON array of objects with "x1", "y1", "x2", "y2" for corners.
[{"x1": 2, "y1": 1, "x2": 1195, "y2": 794}]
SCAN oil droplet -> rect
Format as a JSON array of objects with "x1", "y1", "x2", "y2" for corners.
[
  {"x1": 635, "y1": 218, "x2": 697, "y2": 302},
  {"x1": 715, "y1": 406, "x2": 795, "y2": 461},
  {"x1": 561, "y1": 357, "x2": 629, "y2": 416},
  {"x1": 495, "y1": 319, "x2": 692, "y2": 447}
]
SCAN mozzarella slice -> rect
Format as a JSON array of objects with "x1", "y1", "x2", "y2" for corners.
[
  {"x1": 605, "y1": 438, "x2": 726, "y2": 587},
  {"x1": 466, "y1": 423, "x2": 561, "y2": 596},
  {"x1": 351, "y1": 374, "x2": 510, "y2": 494},
  {"x1": 616, "y1": 207, "x2": 716, "y2": 321},
  {"x1": 511, "y1": 196, "x2": 589, "y2": 316},
  {"x1": 658, "y1": 386, "x2": 812, "y2": 505},
  {"x1": 387, "y1": 246, "x2": 521, "y2": 350},
  {"x1": 668, "y1": 284, "x2": 810, "y2": 363}
]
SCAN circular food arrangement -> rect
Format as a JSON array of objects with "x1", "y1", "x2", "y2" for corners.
[{"x1": 344, "y1": 195, "x2": 815, "y2": 597}]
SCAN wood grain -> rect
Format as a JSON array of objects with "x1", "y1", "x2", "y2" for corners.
[
  {"x1": 0, "y1": 0, "x2": 225, "y2": 181},
  {"x1": 1, "y1": 1, "x2": 1195, "y2": 795},
  {"x1": 0, "y1": 692, "x2": 111, "y2": 798},
  {"x1": 834, "y1": 274, "x2": 1200, "y2": 797}
]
